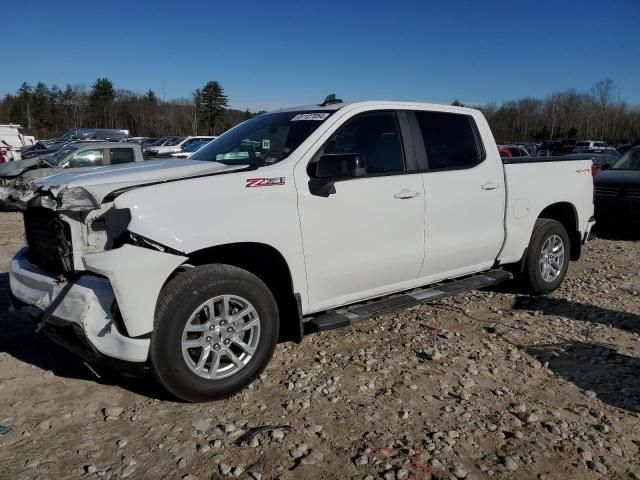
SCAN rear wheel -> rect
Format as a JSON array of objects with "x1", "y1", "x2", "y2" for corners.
[
  {"x1": 150, "y1": 264, "x2": 279, "y2": 402},
  {"x1": 520, "y1": 219, "x2": 570, "y2": 295}
]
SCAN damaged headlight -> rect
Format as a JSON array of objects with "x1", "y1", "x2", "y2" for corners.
[{"x1": 58, "y1": 187, "x2": 98, "y2": 211}]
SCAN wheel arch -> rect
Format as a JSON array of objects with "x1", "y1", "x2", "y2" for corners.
[
  {"x1": 537, "y1": 202, "x2": 581, "y2": 261},
  {"x1": 183, "y1": 242, "x2": 303, "y2": 343}
]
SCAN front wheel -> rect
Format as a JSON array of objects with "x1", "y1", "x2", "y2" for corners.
[
  {"x1": 150, "y1": 264, "x2": 279, "y2": 402},
  {"x1": 520, "y1": 219, "x2": 571, "y2": 295}
]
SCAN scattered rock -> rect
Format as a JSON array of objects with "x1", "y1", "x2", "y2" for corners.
[
  {"x1": 219, "y1": 463, "x2": 232, "y2": 476},
  {"x1": 504, "y1": 456, "x2": 518, "y2": 472},
  {"x1": 103, "y1": 407, "x2": 123, "y2": 417}
]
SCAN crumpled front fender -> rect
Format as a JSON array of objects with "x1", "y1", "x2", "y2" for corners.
[{"x1": 82, "y1": 244, "x2": 187, "y2": 337}]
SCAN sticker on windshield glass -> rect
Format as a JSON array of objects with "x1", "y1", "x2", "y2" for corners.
[
  {"x1": 291, "y1": 113, "x2": 330, "y2": 121},
  {"x1": 262, "y1": 139, "x2": 271, "y2": 150},
  {"x1": 246, "y1": 177, "x2": 286, "y2": 188},
  {"x1": 216, "y1": 151, "x2": 250, "y2": 161}
]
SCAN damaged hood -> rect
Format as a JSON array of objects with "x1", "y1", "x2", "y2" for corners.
[
  {"x1": 34, "y1": 159, "x2": 249, "y2": 203},
  {"x1": 0, "y1": 157, "x2": 44, "y2": 178}
]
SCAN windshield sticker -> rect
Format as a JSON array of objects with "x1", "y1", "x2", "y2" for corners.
[
  {"x1": 246, "y1": 177, "x2": 286, "y2": 188},
  {"x1": 291, "y1": 113, "x2": 330, "y2": 121},
  {"x1": 216, "y1": 151, "x2": 250, "y2": 161},
  {"x1": 262, "y1": 139, "x2": 271, "y2": 150}
]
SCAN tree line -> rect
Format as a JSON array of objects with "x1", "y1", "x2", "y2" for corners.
[
  {"x1": 458, "y1": 79, "x2": 640, "y2": 143},
  {"x1": 0, "y1": 78, "x2": 260, "y2": 139},
  {"x1": 1, "y1": 77, "x2": 639, "y2": 143}
]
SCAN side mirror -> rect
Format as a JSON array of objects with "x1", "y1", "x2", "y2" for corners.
[
  {"x1": 309, "y1": 153, "x2": 366, "y2": 180},
  {"x1": 308, "y1": 153, "x2": 366, "y2": 197},
  {"x1": 601, "y1": 163, "x2": 611, "y2": 171}
]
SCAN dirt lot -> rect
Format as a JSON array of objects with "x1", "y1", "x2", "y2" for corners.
[{"x1": 0, "y1": 211, "x2": 639, "y2": 480}]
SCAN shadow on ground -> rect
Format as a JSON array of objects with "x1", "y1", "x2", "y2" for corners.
[
  {"x1": 512, "y1": 295, "x2": 640, "y2": 335},
  {"x1": 526, "y1": 341, "x2": 640, "y2": 413},
  {"x1": 592, "y1": 223, "x2": 640, "y2": 241},
  {"x1": 0, "y1": 272, "x2": 175, "y2": 401}
]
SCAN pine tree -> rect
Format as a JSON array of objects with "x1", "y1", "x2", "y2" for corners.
[
  {"x1": 144, "y1": 89, "x2": 158, "y2": 105},
  {"x1": 198, "y1": 81, "x2": 228, "y2": 134},
  {"x1": 11, "y1": 82, "x2": 33, "y2": 129},
  {"x1": 90, "y1": 77, "x2": 115, "y2": 127}
]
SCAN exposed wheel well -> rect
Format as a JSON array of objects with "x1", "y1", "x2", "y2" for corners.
[
  {"x1": 538, "y1": 202, "x2": 581, "y2": 261},
  {"x1": 185, "y1": 243, "x2": 302, "y2": 343}
]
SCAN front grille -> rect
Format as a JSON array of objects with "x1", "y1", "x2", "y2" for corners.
[
  {"x1": 628, "y1": 189, "x2": 640, "y2": 201},
  {"x1": 594, "y1": 186, "x2": 619, "y2": 197},
  {"x1": 23, "y1": 208, "x2": 74, "y2": 274}
]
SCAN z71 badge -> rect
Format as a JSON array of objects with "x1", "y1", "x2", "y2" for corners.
[{"x1": 246, "y1": 177, "x2": 286, "y2": 188}]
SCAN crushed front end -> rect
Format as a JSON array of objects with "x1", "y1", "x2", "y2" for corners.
[{"x1": 9, "y1": 186, "x2": 186, "y2": 369}]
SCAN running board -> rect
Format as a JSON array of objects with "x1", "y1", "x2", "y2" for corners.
[{"x1": 304, "y1": 269, "x2": 511, "y2": 334}]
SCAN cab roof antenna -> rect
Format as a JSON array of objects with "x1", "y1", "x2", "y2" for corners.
[{"x1": 320, "y1": 94, "x2": 343, "y2": 107}]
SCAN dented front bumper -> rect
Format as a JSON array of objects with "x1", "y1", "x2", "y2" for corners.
[{"x1": 9, "y1": 244, "x2": 184, "y2": 364}]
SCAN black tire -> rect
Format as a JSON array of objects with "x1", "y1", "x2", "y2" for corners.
[
  {"x1": 520, "y1": 219, "x2": 571, "y2": 295},
  {"x1": 150, "y1": 264, "x2": 279, "y2": 402}
]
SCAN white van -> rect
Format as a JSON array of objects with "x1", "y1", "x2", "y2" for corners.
[{"x1": 0, "y1": 124, "x2": 36, "y2": 160}]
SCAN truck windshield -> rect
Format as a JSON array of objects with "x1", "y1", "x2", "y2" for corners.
[
  {"x1": 190, "y1": 111, "x2": 334, "y2": 166},
  {"x1": 610, "y1": 148, "x2": 640, "y2": 170}
]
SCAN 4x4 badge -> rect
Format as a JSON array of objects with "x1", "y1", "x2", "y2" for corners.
[{"x1": 246, "y1": 177, "x2": 286, "y2": 188}]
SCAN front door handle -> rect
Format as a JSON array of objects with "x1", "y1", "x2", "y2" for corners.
[
  {"x1": 394, "y1": 189, "x2": 421, "y2": 199},
  {"x1": 481, "y1": 181, "x2": 499, "y2": 191}
]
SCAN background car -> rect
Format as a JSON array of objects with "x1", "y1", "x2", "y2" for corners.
[
  {"x1": 60, "y1": 128, "x2": 130, "y2": 141},
  {"x1": 168, "y1": 139, "x2": 213, "y2": 158},
  {"x1": 574, "y1": 147, "x2": 620, "y2": 156},
  {"x1": 123, "y1": 137, "x2": 157, "y2": 145},
  {"x1": 538, "y1": 139, "x2": 576, "y2": 156},
  {"x1": 145, "y1": 136, "x2": 216, "y2": 156},
  {"x1": 0, "y1": 142, "x2": 142, "y2": 182},
  {"x1": 576, "y1": 140, "x2": 610, "y2": 150},
  {"x1": 498, "y1": 147, "x2": 512, "y2": 158},
  {"x1": 20, "y1": 139, "x2": 73, "y2": 159},
  {"x1": 562, "y1": 153, "x2": 620, "y2": 176},
  {"x1": 594, "y1": 147, "x2": 640, "y2": 226},
  {"x1": 501, "y1": 145, "x2": 530, "y2": 157},
  {"x1": 142, "y1": 136, "x2": 183, "y2": 156}
]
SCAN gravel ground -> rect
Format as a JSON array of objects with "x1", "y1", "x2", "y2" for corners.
[{"x1": 0, "y1": 211, "x2": 639, "y2": 480}]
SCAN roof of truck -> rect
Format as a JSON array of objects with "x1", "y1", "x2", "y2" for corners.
[{"x1": 275, "y1": 100, "x2": 480, "y2": 116}]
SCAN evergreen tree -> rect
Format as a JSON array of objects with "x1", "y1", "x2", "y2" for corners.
[
  {"x1": 10, "y1": 82, "x2": 33, "y2": 128},
  {"x1": 90, "y1": 77, "x2": 115, "y2": 127},
  {"x1": 144, "y1": 89, "x2": 158, "y2": 105},
  {"x1": 198, "y1": 81, "x2": 228, "y2": 134},
  {"x1": 32, "y1": 82, "x2": 52, "y2": 133}
]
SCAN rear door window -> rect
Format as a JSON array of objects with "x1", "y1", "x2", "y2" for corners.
[
  {"x1": 414, "y1": 111, "x2": 484, "y2": 170},
  {"x1": 109, "y1": 148, "x2": 135, "y2": 164}
]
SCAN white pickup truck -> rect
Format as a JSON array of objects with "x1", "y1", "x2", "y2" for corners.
[{"x1": 9, "y1": 98, "x2": 595, "y2": 401}]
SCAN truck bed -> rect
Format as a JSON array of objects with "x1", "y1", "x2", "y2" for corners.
[{"x1": 498, "y1": 156, "x2": 594, "y2": 264}]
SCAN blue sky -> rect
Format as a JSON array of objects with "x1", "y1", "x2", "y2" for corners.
[{"x1": 4, "y1": 0, "x2": 639, "y2": 111}]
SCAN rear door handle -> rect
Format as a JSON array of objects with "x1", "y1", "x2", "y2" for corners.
[
  {"x1": 481, "y1": 181, "x2": 499, "y2": 191},
  {"x1": 394, "y1": 189, "x2": 421, "y2": 199}
]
